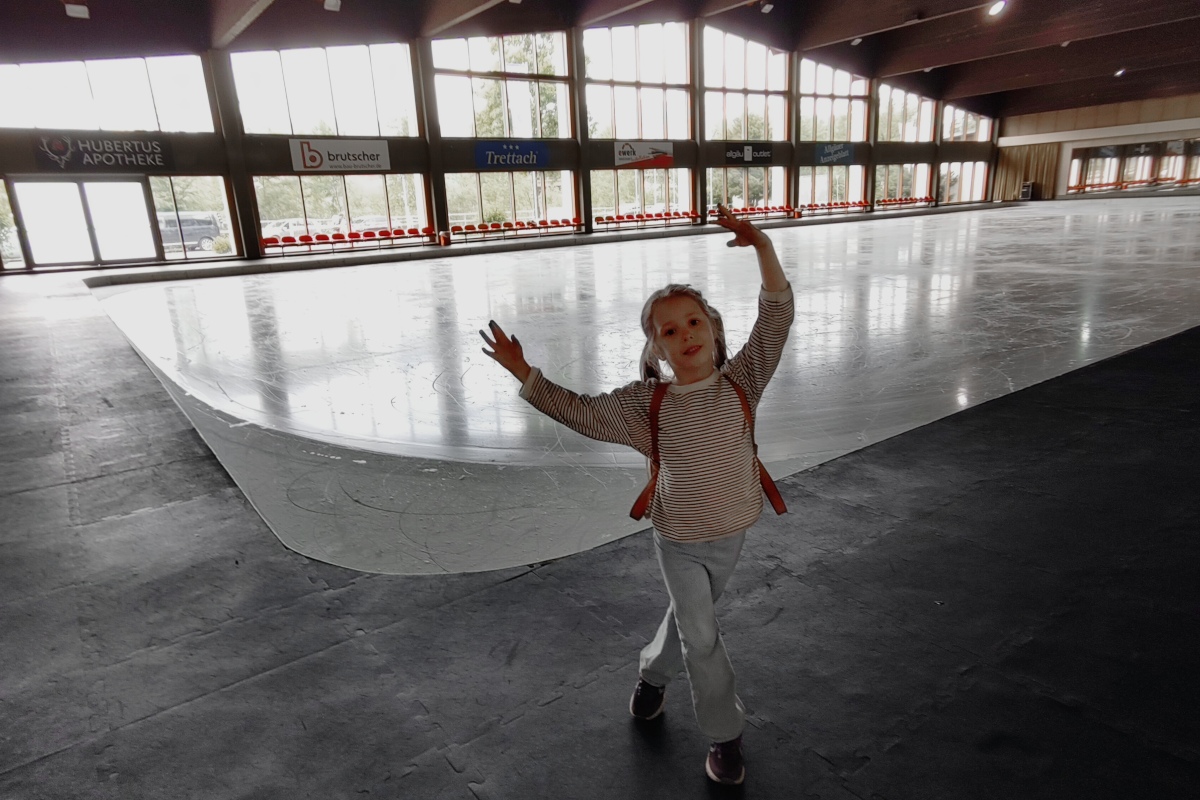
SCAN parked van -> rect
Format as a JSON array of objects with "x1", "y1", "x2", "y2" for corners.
[{"x1": 159, "y1": 212, "x2": 222, "y2": 251}]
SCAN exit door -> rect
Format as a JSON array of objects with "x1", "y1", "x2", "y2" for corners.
[{"x1": 10, "y1": 178, "x2": 160, "y2": 267}]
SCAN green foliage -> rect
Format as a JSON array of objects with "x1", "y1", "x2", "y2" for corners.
[{"x1": 213, "y1": 235, "x2": 232, "y2": 254}]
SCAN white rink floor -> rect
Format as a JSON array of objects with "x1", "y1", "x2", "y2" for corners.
[{"x1": 96, "y1": 196, "x2": 1200, "y2": 574}]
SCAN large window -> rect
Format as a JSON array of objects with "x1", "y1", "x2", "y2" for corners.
[
  {"x1": 591, "y1": 168, "x2": 691, "y2": 218},
  {"x1": 151, "y1": 176, "x2": 237, "y2": 260},
  {"x1": 445, "y1": 171, "x2": 575, "y2": 226},
  {"x1": 877, "y1": 84, "x2": 935, "y2": 143},
  {"x1": 875, "y1": 163, "x2": 933, "y2": 203},
  {"x1": 232, "y1": 44, "x2": 419, "y2": 137},
  {"x1": 0, "y1": 56, "x2": 212, "y2": 132},
  {"x1": 583, "y1": 23, "x2": 690, "y2": 140},
  {"x1": 705, "y1": 166, "x2": 786, "y2": 209},
  {"x1": 432, "y1": 34, "x2": 571, "y2": 139},
  {"x1": 703, "y1": 27, "x2": 788, "y2": 141},
  {"x1": 942, "y1": 104, "x2": 992, "y2": 143},
  {"x1": 938, "y1": 162, "x2": 988, "y2": 204},
  {"x1": 797, "y1": 59, "x2": 868, "y2": 142},
  {"x1": 0, "y1": 184, "x2": 23, "y2": 269},
  {"x1": 253, "y1": 174, "x2": 427, "y2": 239},
  {"x1": 797, "y1": 165, "x2": 866, "y2": 207}
]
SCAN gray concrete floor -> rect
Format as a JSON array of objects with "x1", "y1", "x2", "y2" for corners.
[{"x1": 2, "y1": 214, "x2": 1199, "y2": 798}]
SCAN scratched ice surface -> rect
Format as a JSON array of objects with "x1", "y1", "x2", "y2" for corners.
[{"x1": 96, "y1": 197, "x2": 1200, "y2": 573}]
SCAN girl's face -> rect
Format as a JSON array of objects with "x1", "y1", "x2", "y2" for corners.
[{"x1": 651, "y1": 295, "x2": 716, "y2": 385}]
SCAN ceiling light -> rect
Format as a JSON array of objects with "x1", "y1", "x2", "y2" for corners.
[
  {"x1": 1061, "y1": 41, "x2": 1070, "y2": 47},
  {"x1": 323, "y1": 0, "x2": 341, "y2": 9},
  {"x1": 63, "y1": 2, "x2": 89, "y2": 18},
  {"x1": 851, "y1": 38, "x2": 863, "y2": 46},
  {"x1": 1114, "y1": 68, "x2": 1126, "y2": 77},
  {"x1": 760, "y1": 2, "x2": 774, "y2": 12},
  {"x1": 923, "y1": 67, "x2": 933, "y2": 73},
  {"x1": 988, "y1": 1, "x2": 1006, "y2": 15}
]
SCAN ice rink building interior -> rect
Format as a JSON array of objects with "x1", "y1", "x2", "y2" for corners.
[{"x1": 1, "y1": 0, "x2": 1198, "y2": 797}]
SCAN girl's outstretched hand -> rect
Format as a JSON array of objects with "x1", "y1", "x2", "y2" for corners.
[
  {"x1": 714, "y1": 203, "x2": 770, "y2": 249},
  {"x1": 480, "y1": 320, "x2": 532, "y2": 383}
]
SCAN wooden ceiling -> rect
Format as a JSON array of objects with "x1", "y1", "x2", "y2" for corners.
[{"x1": 1, "y1": 0, "x2": 1198, "y2": 119}]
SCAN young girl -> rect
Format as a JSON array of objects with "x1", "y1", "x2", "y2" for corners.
[{"x1": 480, "y1": 206, "x2": 793, "y2": 785}]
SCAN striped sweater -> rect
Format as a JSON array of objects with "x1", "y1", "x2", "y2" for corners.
[{"x1": 520, "y1": 285, "x2": 794, "y2": 542}]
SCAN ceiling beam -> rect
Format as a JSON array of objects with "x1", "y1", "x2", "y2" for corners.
[
  {"x1": 577, "y1": 0, "x2": 660, "y2": 27},
  {"x1": 876, "y1": 0, "x2": 1200, "y2": 76},
  {"x1": 795, "y1": 0, "x2": 991, "y2": 50},
  {"x1": 211, "y1": 0, "x2": 278, "y2": 49},
  {"x1": 698, "y1": 0, "x2": 754, "y2": 17},
  {"x1": 420, "y1": 0, "x2": 509, "y2": 38},
  {"x1": 996, "y1": 63, "x2": 1200, "y2": 117},
  {"x1": 943, "y1": 19, "x2": 1200, "y2": 99}
]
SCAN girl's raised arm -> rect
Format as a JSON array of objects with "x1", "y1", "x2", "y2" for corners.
[
  {"x1": 480, "y1": 320, "x2": 531, "y2": 383},
  {"x1": 714, "y1": 204, "x2": 788, "y2": 293}
]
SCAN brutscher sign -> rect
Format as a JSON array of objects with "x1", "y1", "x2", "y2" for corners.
[
  {"x1": 290, "y1": 139, "x2": 390, "y2": 171},
  {"x1": 34, "y1": 132, "x2": 172, "y2": 171}
]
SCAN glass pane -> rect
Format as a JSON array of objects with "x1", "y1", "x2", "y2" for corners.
[
  {"x1": 374, "y1": 44, "x2": 418, "y2": 137},
  {"x1": 767, "y1": 49, "x2": 787, "y2": 91},
  {"x1": 971, "y1": 162, "x2": 987, "y2": 200},
  {"x1": 639, "y1": 24, "x2": 664, "y2": 84},
  {"x1": 703, "y1": 26, "x2": 724, "y2": 88},
  {"x1": 153, "y1": 175, "x2": 236, "y2": 259},
  {"x1": 14, "y1": 183, "x2": 94, "y2": 264},
  {"x1": 919, "y1": 99, "x2": 935, "y2": 141},
  {"x1": 328, "y1": 46, "x2": 380, "y2": 136},
  {"x1": 89, "y1": 181, "x2": 162, "y2": 262},
  {"x1": 745, "y1": 41, "x2": 766, "y2": 91},
  {"x1": 583, "y1": 28, "x2": 612, "y2": 80},
  {"x1": 254, "y1": 175, "x2": 305, "y2": 238},
  {"x1": 480, "y1": 172, "x2": 511, "y2": 222},
  {"x1": 724, "y1": 35, "x2": 744, "y2": 90},
  {"x1": 797, "y1": 166, "x2": 812, "y2": 205},
  {"x1": 644, "y1": 168, "x2": 666, "y2": 211},
  {"x1": 666, "y1": 89, "x2": 689, "y2": 139},
  {"x1": 851, "y1": 77, "x2": 868, "y2": 95},
  {"x1": 815, "y1": 64, "x2": 833, "y2": 94},
  {"x1": 507, "y1": 79, "x2": 536, "y2": 138},
  {"x1": 282, "y1": 49, "x2": 337, "y2": 135},
  {"x1": 473, "y1": 78, "x2": 504, "y2": 137},
  {"x1": 435, "y1": 75, "x2": 475, "y2": 137},
  {"x1": 88, "y1": 59, "x2": 157, "y2": 131},
  {"x1": 767, "y1": 94, "x2": 786, "y2": 141},
  {"x1": 746, "y1": 93, "x2": 766, "y2": 140},
  {"x1": 512, "y1": 171, "x2": 538, "y2": 219},
  {"x1": 664, "y1": 23, "x2": 689, "y2": 84},
  {"x1": 977, "y1": 117, "x2": 992, "y2": 142},
  {"x1": 586, "y1": 84, "x2": 614, "y2": 138},
  {"x1": 23, "y1": 62, "x2": 98, "y2": 129},
  {"x1": 705, "y1": 167, "x2": 723, "y2": 207},
  {"x1": 799, "y1": 59, "x2": 816, "y2": 94},
  {"x1": 503, "y1": 34, "x2": 535, "y2": 74},
  {"x1": 833, "y1": 69, "x2": 851, "y2": 96},
  {"x1": 799, "y1": 96, "x2": 815, "y2": 141},
  {"x1": 814, "y1": 167, "x2": 830, "y2": 204},
  {"x1": 591, "y1": 170, "x2": 615, "y2": 217},
  {"x1": 345, "y1": 174, "x2": 389, "y2": 231},
  {"x1": 815, "y1": 97, "x2": 832, "y2": 141},
  {"x1": 0, "y1": 65, "x2": 35, "y2": 128},
  {"x1": 614, "y1": 85, "x2": 639, "y2": 139},
  {"x1": 146, "y1": 55, "x2": 213, "y2": 133},
  {"x1": 611, "y1": 27, "x2": 637, "y2": 82},
  {"x1": 725, "y1": 92, "x2": 745, "y2": 140},
  {"x1": 670, "y1": 168, "x2": 691, "y2": 211},
  {"x1": 536, "y1": 32, "x2": 568, "y2": 76},
  {"x1": 641, "y1": 87, "x2": 664, "y2": 139},
  {"x1": 0, "y1": 185, "x2": 25, "y2": 268},
  {"x1": 232, "y1": 52, "x2": 291, "y2": 135},
  {"x1": 832, "y1": 98, "x2": 849, "y2": 140},
  {"x1": 916, "y1": 163, "x2": 931, "y2": 197},
  {"x1": 851, "y1": 99, "x2": 867, "y2": 142},
  {"x1": 546, "y1": 170, "x2": 573, "y2": 219},
  {"x1": 617, "y1": 168, "x2": 639, "y2": 213},
  {"x1": 469, "y1": 37, "x2": 501, "y2": 73},
  {"x1": 300, "y1": 175, "x2": 348, "y2": 233},
  {"x1": 849, "y1": 165, "x2": 864, "y2": 201},
  {"x1": 540, "y1": 81, "x2": 571, "y2": 139},
  {"x1": 705, "y1": 92, "x2": 724, "y2": 140},
  {"x1": 432, "y1": 38, "x2": 469, "y2": 70},
  {"x1": 385, "y1": 174, "x2": 426, "y2": 229},
  {"x1": 445, "y1": 173, "x2": 481, "y2": 226}
]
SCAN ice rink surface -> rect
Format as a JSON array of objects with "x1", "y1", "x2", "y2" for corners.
[{"x1": 95, "y1": 197, "x2": 1200, "y2": 573}]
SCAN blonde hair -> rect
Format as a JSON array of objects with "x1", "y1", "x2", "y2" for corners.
[{"x1": 639, "y1": 284, "x2": 728, "y2": 381}]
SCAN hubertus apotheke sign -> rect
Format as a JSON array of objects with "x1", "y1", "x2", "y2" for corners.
[{"x1": 35, "y1": 132, "x2": 173, "y2": 172}]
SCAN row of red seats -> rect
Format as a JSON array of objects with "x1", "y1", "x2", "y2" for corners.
[
  {"x1": 877, "y1": 196, "x2": 934, "y2": 206},
  {"x1": 451, "y1": 218, "x2": 581, "y2": 238},
  {"x1": 262, "y1": 227, "x2": 435, "y2": 254},
  {"x1": 596, "y1": 211, "x2": 701, "y2": 226},
  {"x1": 803, "y1": 201, "x2": 869, "y2": 211},
  {"x1": 708, "y1": 205, "x2": 795, "y2": 217}
]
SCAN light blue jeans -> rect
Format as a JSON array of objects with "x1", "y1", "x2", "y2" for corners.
[{"x1": 638, "y1": 530, "x2": 747, "y2": 743}]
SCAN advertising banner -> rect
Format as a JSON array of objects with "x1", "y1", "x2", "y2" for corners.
[
  {"x1": 290, "y1": 139, "x2": 391, "y2": 172},
  {"x1": 724, "y1": 144, "x2": 774, "y2": 164},
  {"x1": 34, "y1": 132, "x2": 173, "y2": 172},
  {"x1": 474, "y1": 141, "x2": 551, "y2": 170},
  {"x1": 817, "y1": 143, "x2": 854, "y2": 165},
  {"x1": 615, "y1": 141, "x2": 674, "y2": 168}
]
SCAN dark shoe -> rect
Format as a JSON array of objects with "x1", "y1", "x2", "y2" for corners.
[
  {"x1": 629, "y1": 677, "x2": 666, "y2": 720},
  {"x1": 705, "y1": 735, "x2": 745, "y2": 785}
]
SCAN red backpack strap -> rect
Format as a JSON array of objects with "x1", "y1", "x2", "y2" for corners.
[
  {"x1": 726, "y1": 378, "x2": 788, "y2": 515},
  {"x1": 629, "y1": 382, "x2": 670, "y2": 520}
]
